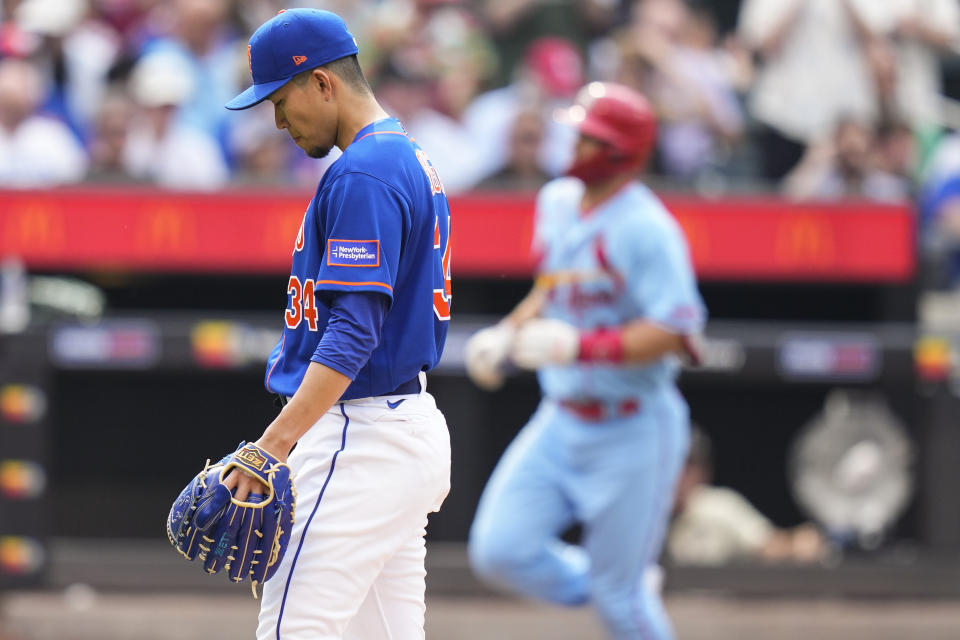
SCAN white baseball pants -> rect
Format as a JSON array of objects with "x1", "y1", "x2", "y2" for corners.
[{"x1": 257, "y1": 376, "x2": 451, "y2": 640}]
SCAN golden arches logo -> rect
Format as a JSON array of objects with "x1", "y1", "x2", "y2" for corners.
[
  {"x1": 136, "y1": 207, "x2": 197, "y2": 254},
  {"x1": 774, "y1": 215, "x2": 836, "y2": 267},
  {"x1": 3, "y1": 204, "x2": 66, "y2": 252}
]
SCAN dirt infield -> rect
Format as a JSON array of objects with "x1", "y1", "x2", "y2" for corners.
[{"x1": 2, "y1": 591, "x2": 960, "y2": 639}]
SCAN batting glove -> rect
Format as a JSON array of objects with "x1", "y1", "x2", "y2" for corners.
[
  {"x1": 511, "y1": 318, "x2": 579, "y2": 369},
  {"x1": 464, "y1": 323, "x2": 516, "y2": 390}
]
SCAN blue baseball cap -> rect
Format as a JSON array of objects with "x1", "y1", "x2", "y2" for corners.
[{"x1": 225, "y1": 8, "x2": 359, "y2": 111}]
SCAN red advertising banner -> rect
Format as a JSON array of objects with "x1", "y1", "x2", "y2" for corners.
[{"x1": 0, "y1": 187, "x2": 914, "y2": 282}]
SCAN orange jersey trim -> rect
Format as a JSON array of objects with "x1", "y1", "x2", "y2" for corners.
[
  {"x1": 354, "y1": 130, "x2": 410, "y2": 144},
  {"x1": 316, "y1": 279, "x2": 394, "y2": 292}
]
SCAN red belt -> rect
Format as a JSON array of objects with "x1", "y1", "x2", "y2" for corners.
[{"x1": 558, "y1": 398, "x2": 641, "y2": 422}]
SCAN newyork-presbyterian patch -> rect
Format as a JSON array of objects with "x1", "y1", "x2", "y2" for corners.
[{"x1": 327, "y1": 239, "x2": 380, "y2": 267}]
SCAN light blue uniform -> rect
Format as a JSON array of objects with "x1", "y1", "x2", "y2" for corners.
[{"x1": 469, "y1": 178, "x2": 706, "y2": 640}]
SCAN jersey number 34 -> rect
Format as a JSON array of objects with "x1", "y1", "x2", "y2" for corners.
[{"x1": 433, "y1": 214, "x2": 452, "y2": 321}]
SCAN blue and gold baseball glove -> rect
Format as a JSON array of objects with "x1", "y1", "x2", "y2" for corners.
[{"x1": 167, "y1": 442, "x2": 296, "y2": 596}]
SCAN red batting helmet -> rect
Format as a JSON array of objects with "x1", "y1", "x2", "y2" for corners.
[{"x1": 558, "y1": 82, "x2": 657, "y2": 183}]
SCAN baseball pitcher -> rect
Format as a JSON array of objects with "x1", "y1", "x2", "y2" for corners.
[{"x1": 169, "y1": 9, "x2": 452, "y2": 640}]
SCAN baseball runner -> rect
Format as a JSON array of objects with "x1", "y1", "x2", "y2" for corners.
[
  {"x1": 465, "y1": 82, "x2": 706, "y2": 639},
  {"x1": 219, "y1": 9, "x2": 452, "y2": 639}
]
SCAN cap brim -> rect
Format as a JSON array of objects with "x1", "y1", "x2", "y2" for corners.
[{"x1": 225, "y1": 77, "x2": 291, "y2": 111}]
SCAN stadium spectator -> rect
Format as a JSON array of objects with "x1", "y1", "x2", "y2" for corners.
[
  {"x1": 854, "y1": 1, "x2": 960, "y2": 135},
  {"x1": 364, "y1": 1, "x2": 497, "y2": 193},
  {"x1": 137, "y1": 0, "x2": 242, "y2": 157},
  {"x1": 464, "y1": 36, "x2": 584, "y2": 184},
  {"x1": 366, "y1": 0, "x2": 495, "y2": 87},
  {"x1": 123, "y1": 52, "x2": 229, "y2": 189},
  {"x1": 0, "y1": 57, "x2": 88, "y2": 187},
  {"x1": 782, "y1": 116, "x2": 910, "y2": 202},
  {"x1": 875, "y1": 118, "x2": 920, "y2": 193},
  {"x1": 90, "y1": 0, "x2": 156, "y2": 48},
  {"x1": 86, "y1": 89, "x2": 138, "y2": 183},
  {"x1": 14, "y1": 0, "x2": 121, "y2": 138},
  {"x1": 668, "y1": 426, "x2": 828, "y2": 566},
  {"x1": 474, "y1": 108, "x2": 550, "y2": 191},
  {"x1": 428, "y1": 5, "x2": 497, "y2": 122},
  {"x1": 376, "y1": 64, "x2": 482, "y2": 194},
  {"x1": 610, "y1": 0, "x2": 745, "y2": 179},
  {"x1": 0, "y1": 0, "x2": 953, "y2": 194},
  {"x1": 737, "y1": 0, "x2": 882, "y2": 182},
  {"x1": 482, "y1": 0, "x2": 619, "y2": 88}
]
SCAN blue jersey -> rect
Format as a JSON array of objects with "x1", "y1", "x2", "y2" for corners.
[
  {"x1": 265, "y1": 118, "x2": 452, "y2": 399},
  {"x1": 533, "y1": 177, "x2": 706, "y2": 400}
]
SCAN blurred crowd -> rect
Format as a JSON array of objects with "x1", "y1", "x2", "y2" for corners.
[
  {"x1": 3, "y1": 0, "x2": 960, "y2": 275},
  {"x1": 0, "y1": 0, "x2": 956, "y2": 191}
]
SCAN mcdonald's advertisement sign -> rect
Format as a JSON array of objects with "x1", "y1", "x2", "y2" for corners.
[{"x1": 0, "y1": 188, "x2": 914, "y2": 282}]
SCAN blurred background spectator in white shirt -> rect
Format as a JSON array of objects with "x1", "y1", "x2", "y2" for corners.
[{"x1": 0, "y1": 57, "x2": 87, "y2": 187}]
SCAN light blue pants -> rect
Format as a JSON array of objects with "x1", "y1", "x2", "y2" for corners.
[{"x1": 469, "y1": 389, "x2": 689, "y2": 640}]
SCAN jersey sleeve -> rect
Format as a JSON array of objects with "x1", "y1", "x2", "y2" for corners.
[
  {"x1": 311, "y1": 290, "x2": 390, "y2": 380},
  {"x1": 314, "y1": 172, "x2": 409, "y2": 300},
  {"x1": 618, "y1": 215, "x2": 706, "y2": 335}
]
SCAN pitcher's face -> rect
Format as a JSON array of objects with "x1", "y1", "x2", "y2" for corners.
[{"x1": 269, "y1": 70, "x2": 338, "y2": 159}]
